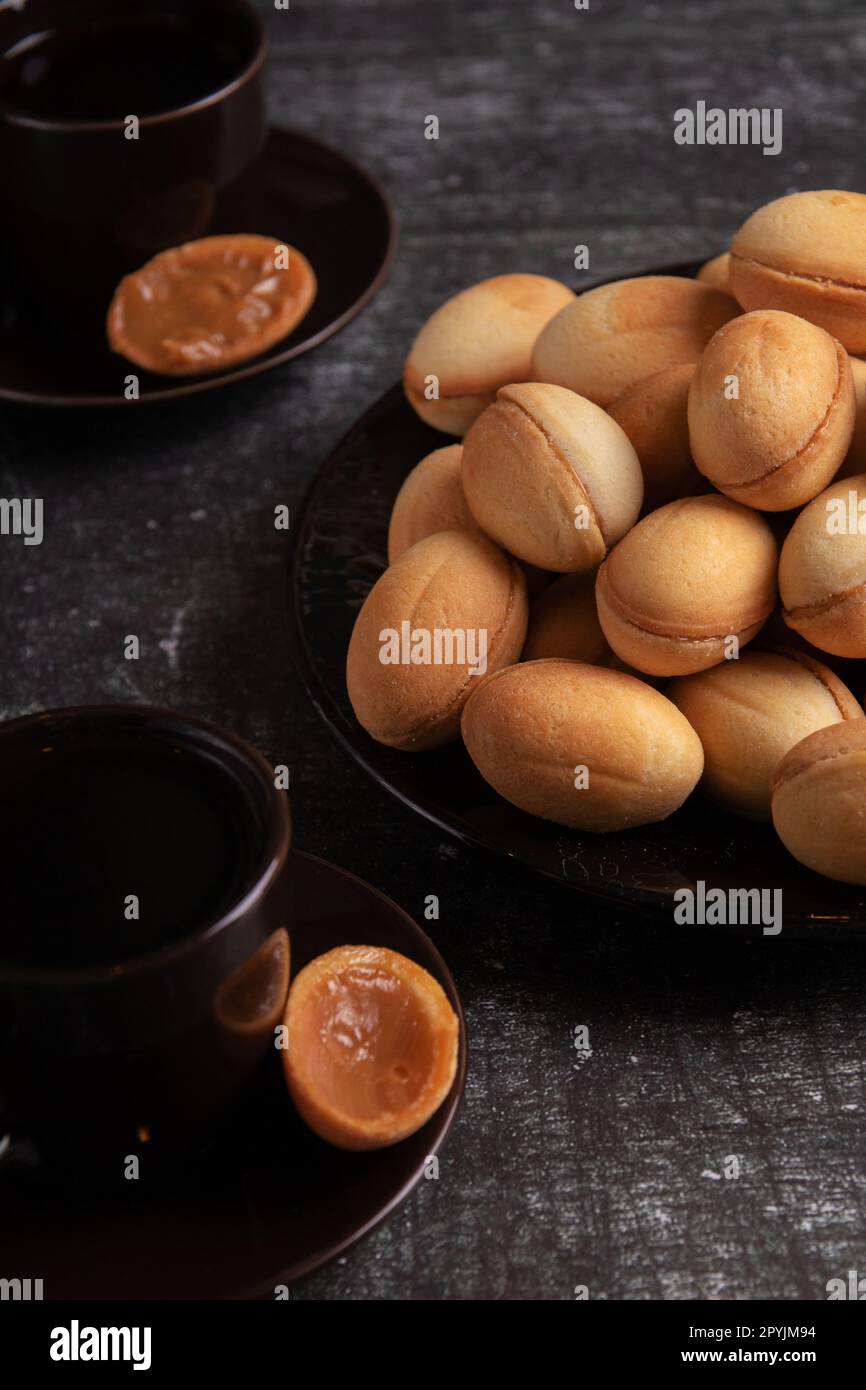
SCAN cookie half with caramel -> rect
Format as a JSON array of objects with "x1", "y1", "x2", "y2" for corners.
[{"x1": 107, "y1": 233, "x2": 316, "y2": 376}]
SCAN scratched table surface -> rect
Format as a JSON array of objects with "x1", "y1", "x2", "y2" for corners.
[{"x1": 1, "y1": 0, "x2": 864, "y2": 1301}]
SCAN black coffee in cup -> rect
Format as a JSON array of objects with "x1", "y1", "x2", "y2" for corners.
[
  {"x1": 0, "y1": 706, "x2": 291, "y2": 1172},
  {"x1": 1, "y1": 12, "x2": 246, "y2": 122},
  {"x1": 0, "y1": 731, "x2": 264, "y2": 970},
  {"x1": 0, "y1": 0, "x2": 267, "y2": 335}
]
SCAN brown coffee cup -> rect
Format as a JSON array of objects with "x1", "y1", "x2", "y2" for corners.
[
  {"x1": 0, "y1": 705, "x2": 291, "y2": 1177},
  {"x1": 0, "y1": 0, "x2": 267, "y2": 335}
]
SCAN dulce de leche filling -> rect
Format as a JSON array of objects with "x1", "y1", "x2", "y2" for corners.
[
  {"x1": 298, "y1": 963, "x2": 438, "y2": 1121},
  {"x1": 107, "y1": 234, "x2": 317, "y2": 377}
]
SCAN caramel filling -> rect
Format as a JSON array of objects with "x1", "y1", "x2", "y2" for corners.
[
  {"x1": 297, "y1": 965, "x2": 437, "y2": 1121},
  {"x1": 108, "y1": 234, "x2": 316, "y2": 375}
]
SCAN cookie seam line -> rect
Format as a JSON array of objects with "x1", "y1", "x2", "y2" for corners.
[
  {"x1": 773, "y1": 743, "x2": 866, "y2": 793},
  {"x1": 750, "y1": 644, "x2": 856, "y2": 722},
  {"x1": 731, "y1": 252, "x2": 866, "y2": 295},
  {"x1": 600, "y1": 571, "x2": 772, "y2": 642},
  {"x1": 783, "y1": 572, "x2": 866, "y2": 621},
  {"x1": 498, "y1": 394, "x2": 612, "y2": 543},
  {"x1": 758, "y1": 644, "x2": 855, "y2": 720},
  {"x1": 699, "y1": 342, "x2": 849, "y2": 492},
  {"x1": 387, "y1": 559, "x2": 523, "y2": 745}
]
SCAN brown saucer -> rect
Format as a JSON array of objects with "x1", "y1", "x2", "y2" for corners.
[
  {"x1": 0, "y1": 127, "x2": 395, "y2": 408},
  {"x1": 0, "y1": 851, "x2": 466, "y2": 1298}
]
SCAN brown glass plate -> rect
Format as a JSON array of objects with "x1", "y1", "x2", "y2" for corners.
[
  {"x1": 288, "y1": 260, "x2": 866, "y2": 935},
  {"x1": 0, "y1": 851, "x2": 466, "y2": 1298},
  {"x1": 0, "y1": 126, "x2": 395, "y2": 407}
]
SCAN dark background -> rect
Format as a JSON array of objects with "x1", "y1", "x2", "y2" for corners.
[{"x1": 1, "y1": 0, "x2": 864, "y2": 1299}]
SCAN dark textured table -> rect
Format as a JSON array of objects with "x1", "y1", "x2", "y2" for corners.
[{"x1": 1, "y1": 0, "x2": 864, "y2": 1300}]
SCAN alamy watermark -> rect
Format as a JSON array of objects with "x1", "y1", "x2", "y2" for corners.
[
  {"x1": 674, "y1": 881, "x2": 782, "y2": 935},
  {"x1": 0, "y1": 1276, "x2": 43, "y2": 1300},
  {"x1": 379, "y1": 623, "x2": 488, "y2": 677},
  {"x1": 50, "y1": 1321, "x2": 151, "y2": 1371},
  {"x1": 674, "y1": 101, "x2": 782, "y2": 157},
  {"x1": 826, "y1": 1269, "x2": 866, "y2": 1300},
  {"x1": 0, "y1": 498, "x2": 42, "y2": 545},
  {"x1": 826, "y1": 491, "x2": 866, "y2": 534}
]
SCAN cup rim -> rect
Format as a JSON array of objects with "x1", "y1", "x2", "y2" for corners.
[
  {"x1": 0, "y1": 0, "x2": 268, "y2": 134},
  {"x1": 0, "y1": 702, "x2": 292, "y2": 987}
]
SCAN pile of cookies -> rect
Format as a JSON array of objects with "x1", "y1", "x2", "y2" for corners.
[{"x1": 347, "y1": 189, "x2": 866, "y2": 886}]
